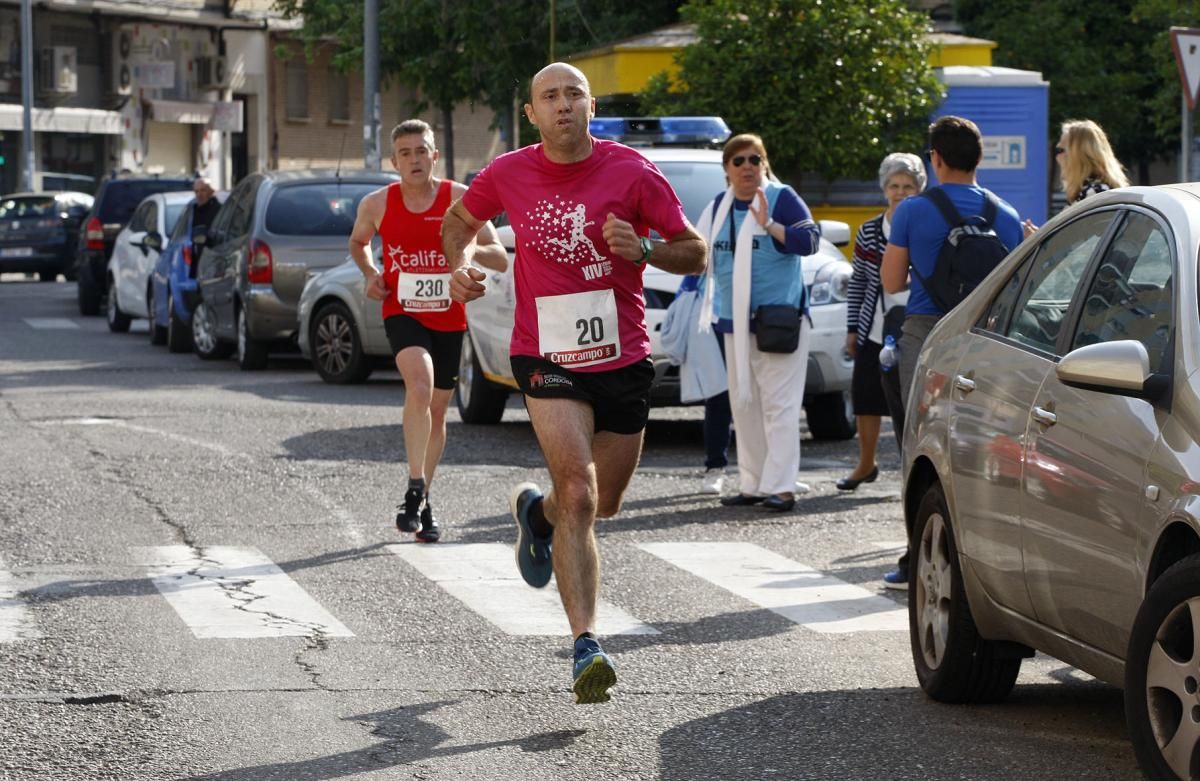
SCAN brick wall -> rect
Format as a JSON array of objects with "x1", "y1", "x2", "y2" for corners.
[{"x1": 270, "y1": 39, "x2": 506, "y2": 179}]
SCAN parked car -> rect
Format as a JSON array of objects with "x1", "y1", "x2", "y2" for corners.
[
  {"x1": 75, "y1": 174, "x2": 193, "y2": 315},
  {"x1": 105, "y1": 191, "x2": 194, "y2": 333},
  {"x1": 148, "y1": 192, "x2": 230, "y2": 352},
  {"x1": 297, "y1": 146, "x2": 858, "y2": 439},
  {"x1": 0, "y1": 191, "x2": 92, "y2": 281},
  {"x1": 899, "y1": 183, "x2": 1200, "y2": 780},
  {"x1": 194, "y1": 169, "x2": 398, "y2": 370}
]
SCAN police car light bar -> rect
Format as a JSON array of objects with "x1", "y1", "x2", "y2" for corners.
[{"x1": 589, "y1": 116, "x2": 731, "y2": 147}]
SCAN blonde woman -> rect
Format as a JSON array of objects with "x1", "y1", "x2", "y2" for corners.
[{"x1": 1057, "y1": 119, "x2": 1129, "y2": 204}]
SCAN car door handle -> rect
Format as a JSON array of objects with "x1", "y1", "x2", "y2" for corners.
[
  {"x1": 954, "y1": 375, "x2": 976, "y2": 393},
  {"x1": 1032, "y1": 406, "x2": 1057, "y2": 426}
]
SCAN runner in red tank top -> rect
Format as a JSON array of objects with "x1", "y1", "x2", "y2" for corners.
[
  {"x1": 349, "y1": 119, "x2": 507, "y2": 542},
  {"x1": 442, "y1": 65, "x2": 707, "y2": 704}
]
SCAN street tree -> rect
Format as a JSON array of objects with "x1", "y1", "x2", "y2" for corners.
[{"x1": 640, "y1": 0, "x2": 943, "y2": 184}]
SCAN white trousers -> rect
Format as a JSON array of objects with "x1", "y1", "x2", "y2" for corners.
[{"x1": 725, "y1": 321, "x2": 810, "y2": 496}]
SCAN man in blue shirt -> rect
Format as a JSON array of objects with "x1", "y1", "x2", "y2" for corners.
[{"x1": 879, "y1": 115, "x2": 1023, "y2": 590}]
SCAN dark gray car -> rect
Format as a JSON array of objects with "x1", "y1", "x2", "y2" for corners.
[{"x1": 193, "y1": 169, "x2": 398, "y2": 369}]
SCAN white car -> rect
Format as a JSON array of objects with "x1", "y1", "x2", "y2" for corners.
[
  {"x1": 456, "y1": 146, "x2": 858, "y2": 439},
  {"x1": 105, "y1": 191, "x2": 193, "y2": 333}
]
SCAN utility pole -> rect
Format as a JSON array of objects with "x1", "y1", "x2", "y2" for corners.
[
  {"x1": 363, "y1": 0, "x2": 381, "y2": 170},
  {"x1": 20, "y1": 0, "x2": 33, "y2": 191},
  {"x1": 549, "y1": 0, "x2": 556, "y2": 62}
]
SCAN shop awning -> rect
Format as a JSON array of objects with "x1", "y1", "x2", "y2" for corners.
[
  {"x1": 0, "y1": 105, "x2": 123, "y2": 135},
  {"x1": 149, "y1": 100, "x2": 243, "y2": 133}
]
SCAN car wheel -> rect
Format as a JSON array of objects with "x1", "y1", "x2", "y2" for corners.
[
  {"x1": 192, "y1": 300, "x2": 233, "y2": 360},
  {"x1": 38, "y1": 271, "x2": 56, "y2": 282},
  {"x1": 148, "y1": 286, "x2": 167, "y2": 345},
  {"x1": 236, "y1": 306, "x2": 269, "y2": 371},
  {"x1": 77, "y1": 265, "x2": 101, "y2": 316},
  {"x1": 910, "y1": 481, "x2": 1022, "y2": 703},
  {"x1": 311, "y1": 301, "x2": 372, "y2": 384},
  {"x1": 456, "y1": 333, "x2": 508, "y2": 424},
  {"x1": 804, "y1": 391, "x2": 857, "y2": 440},
  {"x1": 1126, "y1": 556, "x2": 1200, "y2": 781},
  {"x1": 106, "y1": 275, "x2": 131, "y2": 333},
  {"x1": 166, "y1": 291, "x2": 192, "y2": 354}
]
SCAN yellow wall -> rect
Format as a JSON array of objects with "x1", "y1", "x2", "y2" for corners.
[
  {"x1": 572, "y1": 49, "x2": 681, "y2": 97},
  {"x1": 928, "y1": 42, "x2": 995, "y2": 67},
  {"x1": 810, "y1": 206, "x2": 883, "y2": 260}
]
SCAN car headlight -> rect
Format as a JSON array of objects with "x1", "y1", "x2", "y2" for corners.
[{"x1": 809, "y1": 261, "x2": 851, "y2": 305}]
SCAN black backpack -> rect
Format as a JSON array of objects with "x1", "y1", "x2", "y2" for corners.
[{"x1": 911, "y1": 187, "x2": 1010, "y2": 314}]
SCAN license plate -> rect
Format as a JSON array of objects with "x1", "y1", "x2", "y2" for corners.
[{"x1": 0, "y1": 247, "x2": 33, "y2": 258}]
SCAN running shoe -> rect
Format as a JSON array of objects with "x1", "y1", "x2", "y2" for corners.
[
  {"x1": 700, "y1": 468, "x2": 726, "y2": 495},
  {"x1": 510, "y1": 482, "x2": 552, "y2": 588},
  {"x1": 572, "y1": 635, "x2": 616, "y2": 704},
  {"x1": 395, "y1": 486, "x2": 422, "y2": 533},
  {"x1": 883, "y1": 567, "x2": 909, "y2": 590},
  {"x1": 415, "y1": 500, "x2": 440, "y2": 543}
]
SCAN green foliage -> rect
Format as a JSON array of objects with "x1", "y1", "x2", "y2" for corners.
[
  {"x1": 957, "y1": 0, "x2": 1200, "y2": 180},
  {"x1": 641, "y1": 0, "x2": 943, "y2": 183}
]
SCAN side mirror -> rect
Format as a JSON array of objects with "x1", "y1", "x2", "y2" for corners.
[
  {"x1": 1056, "y1": 340, "x2": 1167, "y2": 402},
  {"x1": 818, "y1": 219, "x2": 851, "y2": 247},
  {"x1": 143, "y1": 232, "x2": 163, "y2": 252}
]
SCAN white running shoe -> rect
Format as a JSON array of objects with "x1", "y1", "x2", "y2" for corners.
[
  {"x1": 794, "y1": 480, "x2": 812, "y2": 494},
  {"x1": 701, "y1": 468, "x2": 725, "y2": 495}
]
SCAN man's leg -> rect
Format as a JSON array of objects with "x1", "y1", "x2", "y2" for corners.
[
  {"x1": 593, "y1": 429, "x2": 644, "y2": 519},
  {"x1": 424, "y1": 388, "x2": 453, "y2": 485},
  {"x1": 396, "y1": 347, "x2": 436, "y2": 479}
]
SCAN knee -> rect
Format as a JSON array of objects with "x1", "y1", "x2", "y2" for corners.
[
  {"x1": 404, "y1": 378, "x2": 434, "y2": 408},
  {"x1": 554, "y1": 474, "x2": 597, "y2": 524},
  {"x1": 596, "y1": 495, "x2": 623, "y2": 519},
  {"x1": 430, "y1": 401, "x2": 448, "y2": 427}
]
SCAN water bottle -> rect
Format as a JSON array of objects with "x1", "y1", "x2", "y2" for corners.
[{"x1": 879, "y1": 335, "x2": 899, "y2": 373}]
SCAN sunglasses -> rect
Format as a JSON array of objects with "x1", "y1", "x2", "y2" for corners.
[
  {"x1": 1055, "y1": 146, "x2": 1066, "y2": 154},
  {"x1": 731, "y1": 154, "x2": 763, "y2": 167}
]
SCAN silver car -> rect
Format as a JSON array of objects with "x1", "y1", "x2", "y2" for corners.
[
  {"x1": 194, "y1": 169, "x2": 398, "y2": 369},
  {"x1": 900, "y1": 184, "x2": 1200, "y2": 779}
]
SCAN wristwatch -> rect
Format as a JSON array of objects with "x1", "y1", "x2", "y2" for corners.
[{"x1": 636, "y1": 236, "x2": 654, "y2": 266}]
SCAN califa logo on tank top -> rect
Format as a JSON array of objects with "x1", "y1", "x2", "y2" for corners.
[
  {"x1": 525, "y1": 197, "x2": 613, "y2": 281},
  {"x1": 386, "y1": 243, "x2": 447, "y2": 273}
]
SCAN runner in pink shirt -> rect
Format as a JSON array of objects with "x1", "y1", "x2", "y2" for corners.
[{"x1": 442, "y1": 62, "x2": 707, "y2": 705}]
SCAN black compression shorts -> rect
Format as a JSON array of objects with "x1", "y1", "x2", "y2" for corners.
[
  {"x1": 511, "y1": 354, "x2": 654, "y2": 435},
  {"x1": 384, "y1": 315, "x2": 464, "y2": 390}
]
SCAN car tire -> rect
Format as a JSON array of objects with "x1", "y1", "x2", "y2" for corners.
[
  {"x1": 310, "y1": 301, "x2": 372, "y2": 384},
  {"x1": 106, "y1": 275, "x2": 131, "y2": 333},
  {"x1": 77, "y1": 266, "x2": 101, "y2": 316},
  {"x1": 910, "y1": 481, "x2": 1021, "y2": 704},
  {"x1": 166, "y1": 291, "x2": 192, "y2": 354},
  {"x1": 456, "y1": 333, "x2": 508, "y2": 424},
  {"x1": 236, "y1": 306, "x2": 269, "y2": 371},
  {"x1": 192, "y1": 300, "x2": 233, "y2": 360},
  {"x1": 804, "y1": 391, "x2": 857, "y2": 440},
  {"x1": 1126, "y1": 555, "x2": 1200, "y2": 781},
  {"x1": 38, "y1": 271, "x2": 56, "y2": 282},
  {"x1": 148, "y1": 286, "x2": 167, "y2": 345}
]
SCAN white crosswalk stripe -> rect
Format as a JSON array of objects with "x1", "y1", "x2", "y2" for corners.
[
  {"x1": 0, "y1": 557, "x2": 39, "y2": 642},
  {"x1": 132, "y1": 546, "x2": 354, "y2": 639},
  {"x1": 389, "y1": 543, "x2": 658, "y2": 636},
  {"x1": 639, "y1": 542, "x2": 907, "y2": 634},
  {"x1": 23, "y1": 317, "x2": 79, "y2": 329}
]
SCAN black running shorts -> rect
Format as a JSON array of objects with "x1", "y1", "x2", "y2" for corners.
[
  {"x1": 511, "y1": 355, "x2": 655, "y2": 435},
  {"x1": 384, "y1": 315, "x2": 464, "y2": 390}
]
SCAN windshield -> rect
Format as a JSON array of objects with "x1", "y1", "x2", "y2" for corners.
[
  {"x1": 264, "y1": 183, "x2": 379, "y2": 236},
  {"x1": 656, "y1": 161, "x2": 728, "y2": 226},
  {"x1": 164, "y1": 202, "x2": 187, "y2": 236},
  {"x1": 0, "y1": 197, "x2": 57, "y2": 219},
  {"x1": 98, "y1": 181, "x2": 192, "y2": 224}
]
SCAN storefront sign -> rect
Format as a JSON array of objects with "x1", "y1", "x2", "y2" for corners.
[
  {"x1": 211, "y1": 101, "x2": 243, "y2": 133},
  {"x1": 133, "y1": 61, "x2": 175, "y2": 89}
]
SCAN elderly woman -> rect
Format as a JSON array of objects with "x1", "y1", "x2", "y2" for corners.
[
  {"x1": 696, "y1": 133, "x2": 820, "y2": 512},
  {"x1": 839, "y1": 153, "x2": 925, "y2": 494}
]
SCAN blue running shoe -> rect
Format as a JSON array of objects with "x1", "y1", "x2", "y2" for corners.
[
  {"x1": 510, "y1": 482, "x2": 552, "y2": 588},
  {"x1": 572, "y1": 635, "x2": 616, "y2": 704}
]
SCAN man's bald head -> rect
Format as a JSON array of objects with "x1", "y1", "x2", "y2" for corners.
[
  {"x1": 194, "y1": 177, "x2": 215, "y2": 205},
  {"x1": 529, "y1": 62, "x2": 590, "y2": 99}
]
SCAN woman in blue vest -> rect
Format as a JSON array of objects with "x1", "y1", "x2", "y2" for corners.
[{"x1": 695, "y1": 134, "x2": 821, "y2": 512}]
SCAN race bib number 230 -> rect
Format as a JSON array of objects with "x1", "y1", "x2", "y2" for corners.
[
  {"x1": 536, "y1": 289, "x2": 620, "y2": 368},
  {"x1": 397, "y1": 272, "x2": 451, "y2": 312}
]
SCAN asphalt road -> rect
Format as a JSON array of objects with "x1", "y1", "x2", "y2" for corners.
[{"x1": 0, "y1": 277, "x2": 1140, "y2": 780}]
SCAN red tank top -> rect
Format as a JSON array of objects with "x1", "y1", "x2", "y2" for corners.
[{"x1": 379, "y1": 179, "x2": 465, "y2": 331}]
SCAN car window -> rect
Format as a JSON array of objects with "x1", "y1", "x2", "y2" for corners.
[
  {"x1": 264, "y1": 182, "x2": 379, "y2": 236},
  {"x1": 1004, "y1": 211, "x2": 1115, "y2": 354},
  {"x1": 0, "y1": 197, "x2": 56, "y2": 218},
  {"x1": 129, "y1": 201, "x2": 155, "y2": 233},
  {"x1": 655, "y1": 161, "x2": 728, "y2": 226},
  {"x1": 163, "y1": 202, "x2": 187, "y2": 235},
  {"x1": 97, "y1": 180, "x2": 192, "y2": 224},
  {"x1": 169, "y1": 204, "x2": 192, "y2": 242},
  {"x1": 1071, "y1": 212, "x2": 1174, "y2": 372}
]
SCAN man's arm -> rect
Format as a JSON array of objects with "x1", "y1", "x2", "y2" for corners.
[
  {"x1": 881, "y1": 243, "x2": 910, "y2": 295},
  {"x1": 601, "y1": 213, "x2": 707, "y2": 275},
  {"x1": 448, "y1": 181, "x2": 507, "y2": 272},
  {"x1": 442, "y1": 198, "x2": 489, "y2": 303},
  {"x1": 348, "y1": 188, "x2": 388, "y2": 300}
]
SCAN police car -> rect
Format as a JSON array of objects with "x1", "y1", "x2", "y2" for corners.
[{"x1": 457, "y1": 117, "x2": 858, "y2": 439}]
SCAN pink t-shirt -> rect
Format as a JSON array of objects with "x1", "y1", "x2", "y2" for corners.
[{"x1": 462, "y1": 139, "x2": 689, "y2": 372}]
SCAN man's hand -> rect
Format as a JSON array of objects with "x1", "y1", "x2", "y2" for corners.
[
  {"x1": 602, "y1": 212, "x2": 642, "y2": 262},
  {"x1": 450, "y1": 266, "x2": 487, "y2": 304},
  {"x1": 365, "y1": 273, "x2": 388, "y2": 301}
]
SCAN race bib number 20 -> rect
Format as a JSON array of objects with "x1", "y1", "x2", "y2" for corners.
[
  {"x1": 397, "y1": 272, "x2": 451, "y2": 312},
  {"x1": 536, "y1": 289, "x2": 620, "y2": 368}
]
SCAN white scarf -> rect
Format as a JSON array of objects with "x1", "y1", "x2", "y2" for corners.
[{"x1": 696, "y1": 187, "x2": 764, "y2": 405}]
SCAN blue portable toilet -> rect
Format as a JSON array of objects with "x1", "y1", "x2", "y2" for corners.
[{"x1": 929, "y1": 66, "x2": 1050, "y2": 225}]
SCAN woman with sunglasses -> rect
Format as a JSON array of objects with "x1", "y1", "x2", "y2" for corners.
[
  {"x1": 694, "y1": 133, "x2": 821, "y2": 512},
  {"x1": 1057, "y1": 119, "x2": 1129, "y2": 204}
]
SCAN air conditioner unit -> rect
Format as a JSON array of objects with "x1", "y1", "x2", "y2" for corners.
[
  {"x1": 110, "y1": 30, "x2": 132, "y2": 96},
  {"x1": 38, "y1": 46, "x2": 77, "y2": 94},
  {"x1": 195, "y1": 56, "x2": 227, "y2": 90}
]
